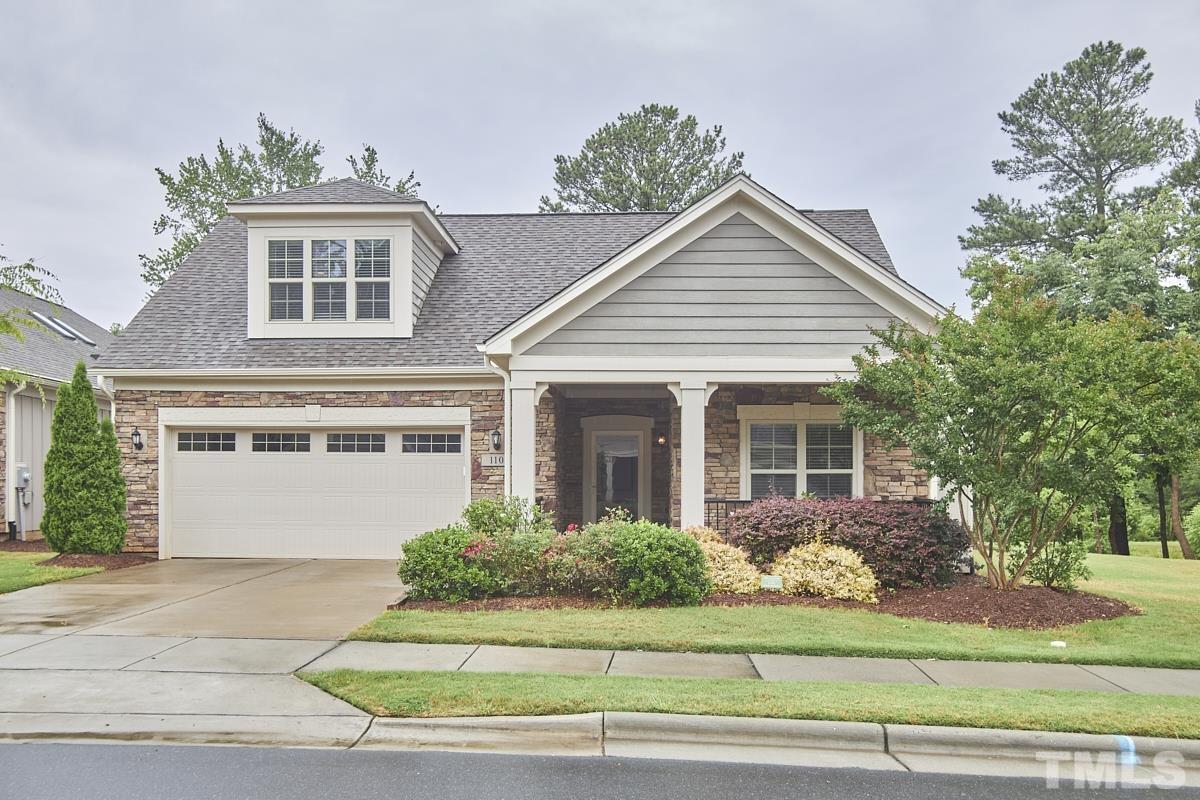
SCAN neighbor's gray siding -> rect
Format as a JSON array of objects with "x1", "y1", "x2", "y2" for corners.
[
  {"x1": 526, "y1": 213, "x2": 896, "y2": 357},
  {"x1": 412, "y1": 230, "x2": 440, "y2": 320}
]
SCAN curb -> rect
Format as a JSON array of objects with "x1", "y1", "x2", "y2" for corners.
[
  {"x1": 357, "y1": 713, "x2": 603, "y2": 755},
  {"x1": 0, "y1": 713, "x2": 370, "y2": 748}
]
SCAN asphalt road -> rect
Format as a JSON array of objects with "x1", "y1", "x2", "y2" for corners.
[{"x1": 0, "y1": 743, "x2": 1194, "y2": 800}]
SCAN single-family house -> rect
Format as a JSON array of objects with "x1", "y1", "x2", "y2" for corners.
[{"x1": 97, "y1": 174, "x2": 942, "y2": 559}]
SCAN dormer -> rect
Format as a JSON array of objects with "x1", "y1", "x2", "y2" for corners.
[{"x1": 229, "y1": 178, "x2": 458, "y2": 340}]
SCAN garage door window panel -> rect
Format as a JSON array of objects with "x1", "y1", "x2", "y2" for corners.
[
  {"x1": 252, "y1": 432, "x2": 312, "y2": 453},
  {"x1": 327, "y1": 432, "x2": 386, "y2": 453},
  {"x1": 178, "y1": 432, "x2": 236, "y2": 452},
  {"x1": 401, "y1": 433, "x2": 462, "y2": 454}
]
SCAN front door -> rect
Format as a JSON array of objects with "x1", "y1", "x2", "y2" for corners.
[{"x1": 583, "y1": 416, "x2": 651, "y2": 523}]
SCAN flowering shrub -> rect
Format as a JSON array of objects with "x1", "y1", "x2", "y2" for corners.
[
  {"x1": 397, "y1": 526, "x2": 503, "y2": 601},
  {"x1": 729, "y1": 496, "x2": 967, "y2": 589},
  {"x1": 770, "y1": 541, "x2": 878, "y2": 603},
  {"x1": 540, "y1": 525, "x2": 620, "y2": 599}
]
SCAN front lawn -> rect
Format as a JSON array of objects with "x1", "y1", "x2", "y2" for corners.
[
  {"x1": 1129, "y1": 540, "x2": 1187, "y2": 559},
  {"x1": 302, "y1": 669, "x2": 1200, "y2": 739},
  {"x1": 0, "y1": 551, "x2": 101, "y2": 594},
  {"x1": 352, "y1": 553, "x2": 1200, "y2": 668}
]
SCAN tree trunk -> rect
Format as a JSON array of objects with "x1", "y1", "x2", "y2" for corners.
[
  {"x1": 1107, "y1": 495, "x2": 1130, "y2": 556},
  {"x1": 1156, "y1": 472, "x2": 1170, "y2": 559},
  {"x1": 1170, "y1": 473, "x2": 1197, "y2": 560}
]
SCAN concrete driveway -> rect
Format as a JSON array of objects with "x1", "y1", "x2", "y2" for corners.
[{"x1": 0, "y1": 559, "x2": 402, "y2": 639}]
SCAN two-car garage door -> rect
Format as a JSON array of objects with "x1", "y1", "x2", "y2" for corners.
[{"x1": 167, "y1": 428, "x2": 466, "y2": 559}]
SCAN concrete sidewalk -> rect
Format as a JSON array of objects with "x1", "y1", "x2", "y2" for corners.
[{"x1": 303, "y1": 641, "x2": 1200, "y2": 696}]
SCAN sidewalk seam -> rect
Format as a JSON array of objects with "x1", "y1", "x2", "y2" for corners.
[
  {"x1": 347, "y1": 716, "x2": 376, "y2": 749},
  {"x1": 292, "y1": 640, "x2": 345, "y2": 673},
  {"x1": 454, "y1": 645, "x2": 480, "y2": 672},
  {"x1": 906, "y1": 659, "x2": 940, "y2": 686},
  {"x1": 1076, "y1": 664, "x2": 1133, "y2": 693},
  {"x1": 119, "y1": 637, "x2": 197, "y2": 670}
]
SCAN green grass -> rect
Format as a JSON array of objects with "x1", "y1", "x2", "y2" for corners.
[
  {"x1": 302, "y1": 669, "x2": 1200, "y2": 739},
  {"x1": 352, "y1": 553, "x2": 1200, "y2": 668},
  {"x1": 1129, "y1": 540, "x2": 1187, "y2": 559},
  {"x1": 0, "y1": 551, "x2": 101, "y2": 594}
]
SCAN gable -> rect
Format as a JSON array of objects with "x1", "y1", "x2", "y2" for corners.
[{"x1": 524, "y1": 213, "x2": 896, "y2": 357}]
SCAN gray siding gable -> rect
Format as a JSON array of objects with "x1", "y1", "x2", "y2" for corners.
[
  {"x1": 526, "y1": 213, "x2": 895, "y2": 357},
  {"x1": 411, "y1": 229, "x2": 440, "y2": 320}
]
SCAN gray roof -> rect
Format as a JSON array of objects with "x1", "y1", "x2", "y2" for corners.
[
  {"x1": 231, "y1": 177, "x2": 419, "y2": 205},
  {"x1": 0, "y1": 288, "x2": 116, "y2": 384},
  {"x1": 98, "y1": 207, "x2": 904, "y2": 372}
]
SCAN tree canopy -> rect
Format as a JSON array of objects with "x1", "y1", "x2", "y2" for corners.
[
  {"x1": 537, "y1": 104, "x2": 745, "y2": 212},
  {"x1": 140, "y1": 115, "x2": 419, "y2": 288},
  {"x1": 961, "y1": 41, "x2": 1184, "y2": 258},
  {"x1": 825, "y1": 271, "x2": 1200, "y2": 588}
]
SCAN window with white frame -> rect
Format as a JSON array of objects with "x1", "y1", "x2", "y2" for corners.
[
  {"x1": 267, "y1": 240, "x2": 304, "y2": 321},
  {"x1": 265, "y1": 237, "x2": 391, "y2": 324},
  {"x1": 747, "y1": 422, "x2": 855, "y2": 499}
]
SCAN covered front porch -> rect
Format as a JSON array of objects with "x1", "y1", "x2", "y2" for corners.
[{"x1": 507, "y1": 380, "x2": 930, "y2": 531}]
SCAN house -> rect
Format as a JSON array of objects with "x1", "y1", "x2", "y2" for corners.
[
  {"x1": 0, "y1": 288, "x2": 116, "y2": 540},
  {"x1": 96, "y1": 175, "x2": 943, "y2": 559}
]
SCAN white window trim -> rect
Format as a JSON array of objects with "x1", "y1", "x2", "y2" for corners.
[
  {"x1": 247, "y1": 222, "x2": 411, "y2": 339},
  {"x1": 737, "y1": 404, "x2": 864, "y2": 499}
]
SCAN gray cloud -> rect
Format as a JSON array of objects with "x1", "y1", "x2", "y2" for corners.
[{"x1": 1, "y1": 0, "x2": 1197, "y2": 328}]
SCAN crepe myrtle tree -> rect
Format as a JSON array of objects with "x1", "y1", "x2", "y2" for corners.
[{"x1": 824, "y1": 269, "x2": 1200, "y2": 589}]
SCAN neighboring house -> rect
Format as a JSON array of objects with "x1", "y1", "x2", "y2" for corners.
[
  {"x1": 97, "y1": 175, "x2": 942, "y2": 560},
  {"x1": 0, "y1": 288, "x2": 116, "y2": 539}
]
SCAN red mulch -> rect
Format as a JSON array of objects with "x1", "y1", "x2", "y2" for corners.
[
  {"x1": 392, "y1": 575, "x2": 1139, "y2": 630},
  {"x1": 1, "y1": 538, "x2": 156, "y2": 571}
]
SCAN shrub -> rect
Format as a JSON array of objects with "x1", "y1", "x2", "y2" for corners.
[
  {"x1": 471, "y1": 527, "x2": 557, "y2": 596},
  {"x1": 683, "y1": 525, "x2": 724, "y2": 545},
  {"x1": 770, "y1": 541, "x2": 878, "y2": 603},
  {"x1": 398, "y1": 525, "x2": 502, "y2": 602},
  {"x1": 461, "y1": 496, "x2": 552, "y2": 537},
  {"x1": 42, "y1": 362, "x2": 127, "y2": 555},
  {"x1": 604, "y1": 517, "x2": 710, "y2": 606},
  {"x1": 728, "y1": 496, "x2": 968, "y2": 589},
  {"x1": 699, "y1": 541, "x2": 761, "y2": 594},
  {"x1": 540, "y1": 525, "x2": 620, "y2": 599},
  {"x1": 1007, "y1": 535, "x2": 1093, "y2": 591}
]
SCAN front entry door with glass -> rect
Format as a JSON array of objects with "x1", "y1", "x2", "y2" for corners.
[{"x1": 582, "y1": 416, "x2": 651, "y2": 523}]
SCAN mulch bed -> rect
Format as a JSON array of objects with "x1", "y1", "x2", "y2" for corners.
[
  {"x1": 1, "y1": 538, "x2": 156, "y2": 571},
  {"x1": 392, "y1": 575, "x2": 1139, "y2": 630}
]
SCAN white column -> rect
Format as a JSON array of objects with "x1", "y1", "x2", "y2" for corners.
[
  {"x1": 680, "y1": 385, "x2": 706, "y2": 528},
  {"x1": 509, "y1": 386, "x2": 537, "y2": 502}
]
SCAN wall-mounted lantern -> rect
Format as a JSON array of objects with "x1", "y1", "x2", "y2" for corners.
[
  {"x1": 131, "y1": 427, "x2": 144, "y2": 451},
  {"x1": 490, "y1": 428, "x2": 503, "y2": 452}
]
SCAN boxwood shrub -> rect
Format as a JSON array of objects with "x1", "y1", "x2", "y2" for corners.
[
  {"x1": 398, "y1": 525, "x2": 502, "y2": 602},
  {"x1": 728, "y1": 496, "x2": 968, "y2": 589}
]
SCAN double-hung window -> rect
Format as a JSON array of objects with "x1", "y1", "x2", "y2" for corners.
[
  {"x1": 747, "y1": 422, "x2": 855, "y2": 499},
  {"x1": 265, "y1": 237, "x2": 391, "y2": 324},
  {"x1": 311, "y1": 240, "x2": 347, "y2": 320},
  {"x1": 354, "y1": 239, "x2": 390, "y2": 320},
  {"x1": 267, "y1": 240, "x2": 304, "y2": 321}
]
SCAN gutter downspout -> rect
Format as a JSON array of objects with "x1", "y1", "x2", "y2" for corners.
[
  {"x1": 480, "y1": 351, "x2": 512, "y2": 496},
  {"x1": 4, "y1": 382, "x2": 21, "y2": 537},
  {"x1": 94, "y1": 373, "x2": 117, "y2": 418}
]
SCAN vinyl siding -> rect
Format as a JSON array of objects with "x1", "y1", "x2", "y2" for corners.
[
  {"x1": 411, "y1": 229, "x2": 440, "y2": 321},
  {"x1": 526, "y1": 213, "x2": 896, "y2": 357},
  {"x1": 14, "y1": 390, "x2": 54, "y2": 531}
]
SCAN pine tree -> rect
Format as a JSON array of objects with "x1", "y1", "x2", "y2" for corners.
[{"x1": 41, "y1": 362, "x2": 126, "y2": 554}]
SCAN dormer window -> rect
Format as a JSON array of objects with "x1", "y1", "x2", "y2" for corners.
[{"x1": 264, "y1": 236, "x2": 394, "y2": 325}]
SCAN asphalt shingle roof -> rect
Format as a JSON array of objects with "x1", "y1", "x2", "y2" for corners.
[
  {"x1": 231, "y1": 177, "x2": 419, "y2": 205},
  {"x1": 98, "y1": 207, "x2": 904, "y2": 372},
  {"x1": 0, "y1": 288, "x2": 116, "y2": 384}
]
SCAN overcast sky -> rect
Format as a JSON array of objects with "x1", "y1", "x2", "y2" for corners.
[{"x1": 1, "y1": 0, "x2": 1198, "y2": 329}]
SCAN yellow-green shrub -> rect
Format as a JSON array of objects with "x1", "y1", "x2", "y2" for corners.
[
  {"x1": 699, "y1": 539, "x2": 761, "y2": 594},
  {"x1": 770, "y1": 541, "x2": 878, "y2": 603},
  {"x1": 683, "y1": 526, "x2": 724, "y2": 545}
]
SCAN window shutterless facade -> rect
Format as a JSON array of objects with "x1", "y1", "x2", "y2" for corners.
[
  {"x1": 746, "y1": 422, "x2": 856, "y2": 499},
  {"x1": 264, "y1": 236, "x2": 392, "y2": 324}
]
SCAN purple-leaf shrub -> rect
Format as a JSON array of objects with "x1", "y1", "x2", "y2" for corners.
[{"x1": 727, "y1": 496, "x2": 968, "y2": 589}]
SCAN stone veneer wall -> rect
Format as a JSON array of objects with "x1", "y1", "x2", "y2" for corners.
[
  {"x1": 671, "y1": 384, "x2": 928, "y2": 527},
  {"x1": 114, "y1": 389, "x2": 504, "y2": 553}
]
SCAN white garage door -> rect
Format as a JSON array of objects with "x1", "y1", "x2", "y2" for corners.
[{"x1": 167, "y1": 428, "x2": 467, "y2": 558}]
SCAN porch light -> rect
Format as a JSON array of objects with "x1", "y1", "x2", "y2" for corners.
[
  {"x1": 655, "y1": 432, "x2": 667, "y2": 447},
  {"x1": 131, "y1": 427, "x2": 144, "y2": 451},
  {"x1": 490, "y1": 428, "x2": 502, "y2": 452}
]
